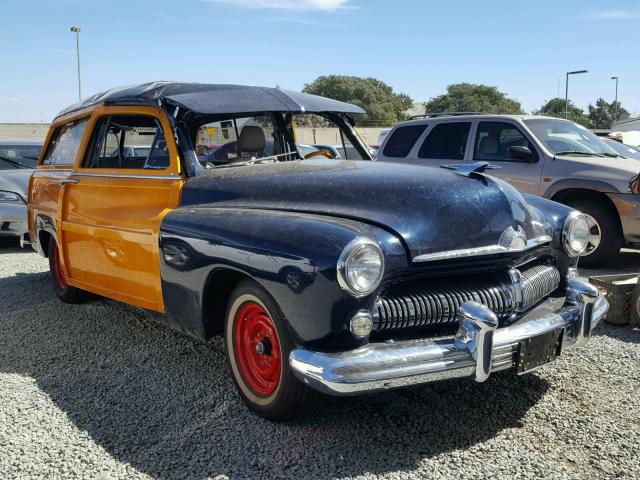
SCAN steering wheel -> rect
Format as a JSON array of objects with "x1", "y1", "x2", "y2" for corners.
[{"x1": 304, "y1": 150, "x2": 333, "y2": 160}]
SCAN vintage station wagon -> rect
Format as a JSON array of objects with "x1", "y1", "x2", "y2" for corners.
[{"x1": 29, "y1": 82, "x2": 608, "y2": 420}]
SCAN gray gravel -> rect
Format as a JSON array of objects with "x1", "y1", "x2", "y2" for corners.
[{"x1": 1, "y1": 242, "x2": 639, "y2": 480}]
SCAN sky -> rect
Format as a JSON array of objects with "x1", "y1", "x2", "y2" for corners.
[{"x1": 1, "y1": 0, "x2": 639, "y2": 123}]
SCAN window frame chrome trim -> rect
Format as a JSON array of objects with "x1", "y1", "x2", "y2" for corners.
[
  {"x1": 71, "y1": 172, "x2": 182, "y2": 180},
  {"x1": 412, "y1": 235, "x2": 552, "y2": 263}
]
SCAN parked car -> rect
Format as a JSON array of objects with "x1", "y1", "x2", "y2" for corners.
[
  {"x1": 29, "y1": 83, "x2": 608, "y2": 420},
  {"x1": 0, "y1": 140, "x2": 42, "y2": 246},
  {"x1": 377, "y1": 113, "x2": 640, "y2": 266},
  {"x1": 601, "y1": 137, "x2": 640, "y2": 161}
]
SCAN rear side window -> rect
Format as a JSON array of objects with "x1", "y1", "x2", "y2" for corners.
[
  {"x1": 418, "y1": 122, "x2": 471, "y2": 160},
  {"x1": 382, "y1": 124, "x2": 427, "y2": 157},
  {"x1": 42, "y1": 118, "x2": 88, "y2": 166}
]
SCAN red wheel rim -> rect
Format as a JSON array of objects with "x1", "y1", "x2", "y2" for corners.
[
  {"x1": 52, "y1": 246, "x2": 68, "y2": 289},
  {"x1": 233, "y1": 301, "x2": 282, "y2": 396}
]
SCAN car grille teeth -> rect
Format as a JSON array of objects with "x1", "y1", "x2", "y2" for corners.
[{"x1": 373, "y1": 263, "x2": 560, "y2": 331}]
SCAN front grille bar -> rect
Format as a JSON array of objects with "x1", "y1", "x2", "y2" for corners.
[{"x1": 374, "y1": 263, "x2": 560, "y2": 332}]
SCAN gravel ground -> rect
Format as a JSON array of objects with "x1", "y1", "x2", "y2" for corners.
[{"x1": 1, "y1": 242, "x2": 639, "y2": 480}]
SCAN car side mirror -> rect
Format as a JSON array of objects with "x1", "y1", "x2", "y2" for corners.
[{"x1": 508, "y1": 145, "x2": 534, "y2": 162}]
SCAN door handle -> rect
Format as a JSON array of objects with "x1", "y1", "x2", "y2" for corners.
[{"x1": 60, "y1": 178, "x2": 79, "y2": 186}]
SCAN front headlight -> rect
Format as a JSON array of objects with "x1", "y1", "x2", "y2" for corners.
[
  {"x1": 0, "y1": 191, "x2": 23, "y2": 203},
  {"x1": 562, "y1": 211, "x2": 590, "y2": 257},
  {"x1": 337, "y1": 237, "x2": 384, "y2": 297}
]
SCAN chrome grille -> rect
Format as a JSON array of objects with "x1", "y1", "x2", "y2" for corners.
[
  {"x1": 520, "y1": 264, "x2": 561, "y2": 310},
  {"x1": 374, "y1": 263, "x2": 560, "y2": 331}
]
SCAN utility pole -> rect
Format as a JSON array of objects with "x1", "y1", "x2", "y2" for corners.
[
  {"x1": 70, "y1": 26, "x2": 82, "y2": 101},
  {"x1": 565, "y1": 70, "x2": 588, "y2": 119},
  {"x1": 611, "y1": 76, "x2": 619, "y2": 122}
]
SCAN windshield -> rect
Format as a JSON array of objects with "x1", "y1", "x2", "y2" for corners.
[
  {"x1": 524, "y1": 118, "x2": 617, "y2": 156},
  {"x1": 0, "y1": 144, "x2": 42, "y2": 169},
  {"x1": 195, "y1": 113, "x2": 367, "y2": 167}
]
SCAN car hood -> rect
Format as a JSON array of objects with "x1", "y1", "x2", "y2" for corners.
[
  {"x1": 554, "y1": 155, "x2": 639, "y2": 190},
  {"x1": 181, "y1": 160, "x2": 550, "y2": 260},
  {"x1": 0, "y1": 169, "x2": 33, "y2": 197}
]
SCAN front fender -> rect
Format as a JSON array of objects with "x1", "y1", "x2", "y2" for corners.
[{"x1": 159, "y1": 207, "x2": 406, "y2": 349}]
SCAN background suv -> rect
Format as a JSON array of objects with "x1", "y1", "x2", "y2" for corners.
[{"x1": 376, "y1": 113, "x2": 640, "y2": 266}]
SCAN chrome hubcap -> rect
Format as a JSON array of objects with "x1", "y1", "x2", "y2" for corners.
[{"x1": 582, "y1": 214, "x2": 602, "y2": 256}]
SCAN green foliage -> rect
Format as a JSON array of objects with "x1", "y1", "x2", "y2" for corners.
[
  {"x1": 587, "y1": 98, "x2": 630, "y2": 129},
  {"x1": 303, "y1": 75, "x2": 413, "y2": 126},
  {"x1": 423, "y1": 83, "x2": 523, "y2": 115},
  {"x1": 533, "y1": 98, "x2": 589, "y2": 126}
]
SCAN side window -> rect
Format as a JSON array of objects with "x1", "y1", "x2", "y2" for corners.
[
  {"x1": 382, "y1": 124, "x2": 427, "y2": 158},
  {"x1": 84, "y1": 115, "x2": 170, "y2": 170},
  {"x1": 418, "y1": 122, "x2": 471, "y2": 160},
  {"x1": 197, "y1": 115, "x2": 278, "y2": 163},
  {"x1": 474, "y1": 122, "x2": 537, "y2": 162},
  {"x1": 42, "y1": 118, "x2": 88, "y2": 166}
]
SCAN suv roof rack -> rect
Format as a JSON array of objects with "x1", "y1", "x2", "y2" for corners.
[{"x1": 409, "y1": 112, "x2": 489, "y2": 120}]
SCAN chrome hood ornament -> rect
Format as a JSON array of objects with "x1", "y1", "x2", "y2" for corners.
[{"x1": 499, "y1": 226, "x2": 527, "y2": 251}]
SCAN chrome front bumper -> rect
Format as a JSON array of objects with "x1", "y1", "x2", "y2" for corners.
[{"x1": 289, "y1": 277, "x2": 609, "y2": 396}]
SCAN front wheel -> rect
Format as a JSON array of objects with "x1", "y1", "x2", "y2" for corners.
[
  {"x1": 48, "y1": 239, "x2": 86, "y2": 303},
  {"x1": 224, "y1": 279, "x2": 316, "y2": 421}
]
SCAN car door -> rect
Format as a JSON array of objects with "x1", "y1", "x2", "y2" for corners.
[
  {"x1": 469, "y1": 120, "x2": 544, "y2": 195},
  {"x1": 59, "y1": 106, "x2": 184, "y2": 312}
]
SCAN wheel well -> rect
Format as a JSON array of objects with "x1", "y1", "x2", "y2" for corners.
[
  {"x1": 551, "y1": 188, "x2": 622, "y2": 231},
  {"x1": 202, "y1": 269, "x2": 250, "y2": 337},
  {"x1": 38, "y1": 230, "x2": 53, "y2": 257}
]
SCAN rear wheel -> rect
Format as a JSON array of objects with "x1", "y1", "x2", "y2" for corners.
[
  {"x1": 224, "y1": 279, "x2": 316, "y2": 421},
  {"x1": 48, "y1": 239, "x2": 86, "y2": 303},
  {"x1": 564, "y1": 198, "x2": 622, "y2": 267}
]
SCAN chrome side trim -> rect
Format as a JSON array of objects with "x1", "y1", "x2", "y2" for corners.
[
  {"x1": 289, "y1": 276, "x2": 608, "y2": 396},
  {"x1": 72, "y1": 172, "x2": 182, "y2": 180},
  {"x1": 412, "y1": 235, "x2": 552, "y2": 263}
]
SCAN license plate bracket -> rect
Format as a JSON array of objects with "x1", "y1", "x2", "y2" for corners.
[{"x1": 516, "y1": 328, "x2": 564, "y2": 375}]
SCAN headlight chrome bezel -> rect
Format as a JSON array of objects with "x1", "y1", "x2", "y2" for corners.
[
  {"x1": 337, "y1": 237, "x2": 385, "y2": 297},
  {"x1": 562, "y1": 211, "x2": 590, "y2": 257}
]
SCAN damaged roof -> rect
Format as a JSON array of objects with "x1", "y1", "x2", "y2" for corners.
[{"x1": 56, "y1": 81, "x2": 366, "y2": 119}]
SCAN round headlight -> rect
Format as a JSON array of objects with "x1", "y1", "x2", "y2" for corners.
[
  {"x1": 562, "y1": 212, "x2": 590, "y2": 257},
  {"x1": 337, "y1": 238, "x2": 384, "y2": 297}
]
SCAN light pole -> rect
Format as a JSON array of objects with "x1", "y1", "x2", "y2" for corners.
[
  {"x1": 70, "y1": 26, "x2": 82, "y2": 101},
  {"x1": 611, "y1": 76, "x2": 619, "y2": 122},
  {"x1": 565, "y1": 70, "x2": 588, "y2": 119}
]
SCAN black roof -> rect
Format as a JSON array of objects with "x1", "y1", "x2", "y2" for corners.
[{"x1": 56, "y1": 81, "x2": 366, "y2": 119}]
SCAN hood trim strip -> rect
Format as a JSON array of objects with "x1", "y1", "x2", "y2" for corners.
[{"x1": 412, "y1": 235, "x2": 552, "y2": 263}]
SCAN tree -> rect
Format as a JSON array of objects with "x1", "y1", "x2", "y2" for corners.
[
  {"x1": 533, "y1": 98, "x2": 588, "y2": 126},
  {"x1": 303, "y1": 75, "x2": 413, "y2": 126},
  {"x1": 587, "y1": 98, "x2": 630, "y2": 129},
  {"x1": 423, "y1": 83, "x2": 523, "y2": 115}
]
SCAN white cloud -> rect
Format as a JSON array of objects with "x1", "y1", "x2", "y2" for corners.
[
  {"x1": 590, "y1": 10, "x2": 640, "y2": 19},
  {"x1": 205, "y1": 0, "x2": 350, "y2": 11}
]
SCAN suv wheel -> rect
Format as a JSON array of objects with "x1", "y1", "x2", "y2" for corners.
[{"x1": 565, "y1": 198, "x2": 622, "y2": 267}]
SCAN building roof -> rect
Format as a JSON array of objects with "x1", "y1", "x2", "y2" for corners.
[{"x1": 56, "y1": 81, "x2": 366, "y2": 119}]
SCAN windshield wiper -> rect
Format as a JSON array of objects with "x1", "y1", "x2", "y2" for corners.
[
  {"x1": 0, "y1": 155, "x2": 30, "y2": 169},
  {"x1": 555, "y1": 151, "x2": 605, "y2": 157},
  {"x1": 600, "y1": 152, "x2": 619, "y2": 158},
  {"x1": 216, "y1": 151, "x2": 299, "y2": 168}
]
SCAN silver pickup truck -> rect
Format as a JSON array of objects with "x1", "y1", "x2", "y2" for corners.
[{"x1": 376, "y1": 113, "x2": 640, "y2": 266}]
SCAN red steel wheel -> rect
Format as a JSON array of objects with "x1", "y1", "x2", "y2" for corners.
[
  {"x1": 51, "y1": 245, "x2": 68, "y2": 289},
  {"x1": 233, "y1": 301, "x2": 282, "y2": 396}
]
